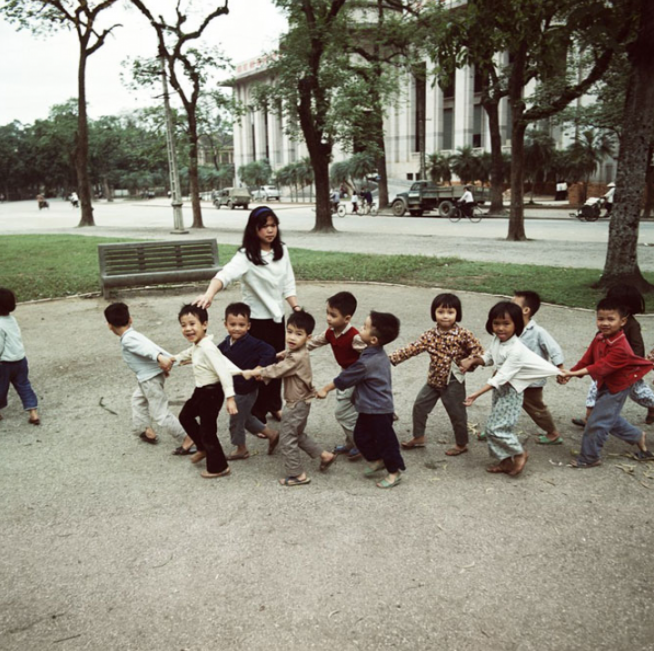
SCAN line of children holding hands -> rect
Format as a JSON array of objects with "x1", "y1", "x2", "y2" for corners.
[{"x1": 103, "y1": 283, "x2": 654, "y2": 489}]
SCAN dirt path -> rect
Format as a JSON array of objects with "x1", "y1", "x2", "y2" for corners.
[{"x1": 1, "y1": 282, "x2": 653, "y2": 650}]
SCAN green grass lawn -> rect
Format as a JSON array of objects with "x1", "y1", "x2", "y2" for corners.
[{"x1": 1, "y1": 234, "x2": 651, "y2": 310}]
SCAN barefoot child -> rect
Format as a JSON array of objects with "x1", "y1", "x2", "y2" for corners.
[
  {"x1": 170, "y1": 305, "x2": 239, "y2": 479},
  {"x1": 512, "y1": 290, "x2": 565, "y2": 445},
  {"x1": 561, "y1": 297, "x2": 653, "y2": 468},
  {"x1": 104, "y1": 302, "x2": 187, "y2": 448},
  {"x1": 461, "y1": 302, "x2": 562, "y2": 476},
  {"x1": 242, "y1": 310, "x2": 336, "y2": 486},
  {"x1": 217, "y1": 302, "x2": 280, "y2": 460},
  {"x1": 307, "y1": 291, "x2": 366, "y2": 461},
  {"x1": 389, "y1": 293, "x2": 483, "y2": 457},
  {"x1": 0, "y1": 288, "x2": 40, "y2": 425},
  {"x1": 318, "y1": 311, "x2": 405, "y2": 489}
]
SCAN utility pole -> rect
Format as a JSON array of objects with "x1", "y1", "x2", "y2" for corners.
[{"x1": 159, "y1": 50, "x2": 188, "y2": 234}]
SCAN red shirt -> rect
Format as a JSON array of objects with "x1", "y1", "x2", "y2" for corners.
[
  {"x1": 326, "y1": 327, "x2": 360, "y2": 369},
  {"x1": 571, "y1": 330, "x2": 652, "y2": 393}
]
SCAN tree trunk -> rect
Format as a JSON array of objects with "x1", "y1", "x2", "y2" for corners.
[
  {"x1": 484, "y1": 99, "x2": 505, "y2": 213},
  {"x1": 599, "y1": 0, "x2": 654, "y2": 290},
  {"x1": 187, "y1": 115, "x2": 204, "y2": 228},
  {"x1": 643, "y1": 143, "x2": 654, "y2": 218},
  {"x1": 312, "y1": 154, "x2": 333, "y2": 232},
  {"x1": 76, "y1": 45, "x2": 95, "y2": 227},
  {"x1": 507, "y1": 44, "x2": 528, "y2": 241},
  {"x1": 508, "y1": 119, "x2": 527, "y2": 241},
  {"x1": 102, "y1": 177, "x2": 113, "y2": 202}
]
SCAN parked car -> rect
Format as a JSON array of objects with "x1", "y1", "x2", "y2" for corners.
[
  {"x1": 252, "y1": 185, "x2": 280, "y2": 201},
  {"x1": 212, "y1": 187, "x2": 251, "y2": 210}
]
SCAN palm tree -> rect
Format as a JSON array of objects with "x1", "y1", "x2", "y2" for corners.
[
  {"x1": 296, "y1": 157, "x2": 314, "y2": 201},
  {"x1": 524, "y1": 129, "x2": 556, "y2": 203},
  {"x1": 564, "y1": 130, "x2": 614, "y2": 202},
  {"x1": 450, "y1": 145, "x2": 480, "y2": 185},
  {"x1": 427, "y1": 152, "x2": 452, "y2": 185}
]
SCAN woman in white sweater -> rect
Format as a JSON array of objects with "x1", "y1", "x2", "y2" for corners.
[{"x1": 195, "y1": 206, "x2": 301, "y2": 423}]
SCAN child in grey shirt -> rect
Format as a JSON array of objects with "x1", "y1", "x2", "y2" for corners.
[{"x1": 105, "y1": 302, "x2": 187, "y2": 449}]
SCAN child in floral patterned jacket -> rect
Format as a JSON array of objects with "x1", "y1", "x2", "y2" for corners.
[{"x1": 389, "y1": 293, "x2": 483, "y2": 457}]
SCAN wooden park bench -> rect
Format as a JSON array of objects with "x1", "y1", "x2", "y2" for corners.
[{"x1": 98, "y1": 240, "x2": 220, "y2": 299}]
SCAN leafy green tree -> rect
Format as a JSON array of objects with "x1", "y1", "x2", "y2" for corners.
[
  {"x1": 267, "y1": 0, "x2": 351, "y2": 232},
  {"x1": 127, "y1": 0, "x2": 230, "y2": 228},
  {"x1": 238, "y1": 160, "x2": 272, "y2": 189},
  {"x1": 1, "y1": 0, "x2": 122, "y2": 226}
]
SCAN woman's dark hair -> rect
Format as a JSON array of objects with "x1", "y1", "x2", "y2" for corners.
[
  {"x1": 0, "y1": 287, "x2": 16, "y2": 315},
  {"x1": 241, "y1": 206, "x2": 283, "y2": 266},
  {"x1": 431, "y1": 293, "x2": 462, "y2": 322},
  {"x1": 606, "y1": 284, "x2": 645, "y2": 316},
  {"x1": 485, "y1": 301, "x2": 524, "y2": 337}
]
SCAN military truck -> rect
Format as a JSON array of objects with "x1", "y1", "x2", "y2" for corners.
[{"x1": 391, "y1": 181, "x2": 486, "y2": 217}]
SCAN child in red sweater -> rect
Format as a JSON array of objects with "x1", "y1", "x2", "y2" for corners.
[
  {"x1": 307, "y1": 292, "x2": 366, "y2": 460},
  {"x1": 561, "y1": 297, "x2": 653, "y2": 468}
]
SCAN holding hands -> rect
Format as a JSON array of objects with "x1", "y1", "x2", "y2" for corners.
[{"x1": 157, "y1": 354, "x2": 174, "y2": 376}]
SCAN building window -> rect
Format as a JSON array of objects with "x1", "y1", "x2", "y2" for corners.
[
  {"x1": 440, "y1": 70, "x2": 455, "y2": 99},
  {"x1": 473, "y1": 104, "x2": 483, "y2": 148},
  {"x1": 442, "y1": 108, "x2": 453, "y2": 150}
]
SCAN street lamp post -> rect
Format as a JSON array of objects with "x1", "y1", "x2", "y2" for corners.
[{"x1": 159, "y1": 51, "x2": 188, "y2": 234}]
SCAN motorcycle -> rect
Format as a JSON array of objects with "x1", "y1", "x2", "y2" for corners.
[
  {"x1": 38, "y1": 199, "x2": 49, "y2": 210},
  {"x1": 570, "y1": 196, "x2": 608, "y2": 222},
  {"x1": 68, "y1": 194, "x2": 79, "y2": 208}
]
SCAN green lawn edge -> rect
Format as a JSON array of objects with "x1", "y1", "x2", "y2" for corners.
[{"x1": 1, "y1": 234, "x2": 651, "y2": 311}]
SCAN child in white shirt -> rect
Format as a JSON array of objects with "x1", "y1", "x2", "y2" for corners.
[
  {"x1": 461, "y1": 301, "x2": 562, "y2": 476},
  {"x1": 169, "y1": 304, "x2": 240, "y2": 479}
]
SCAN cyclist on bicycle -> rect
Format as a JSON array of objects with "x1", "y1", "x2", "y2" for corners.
[
  {"x1": 458, "y1": 185, "x2": 475, "y2": 219},
  {"x1": 331, "y1": 189, "x2": 340, "y2": 215},
  {"x1": 362, "y1": 187, "x2": 373, "y2": 209}
]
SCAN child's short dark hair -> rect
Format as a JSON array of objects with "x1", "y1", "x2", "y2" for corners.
[
  {"x1": 178, "y1": 304, "x2": 208, "y2": 323},
  {"x1": 225, "y1": 302, "x2": 251, "y2": 321},
  {"x1": 605, "y1": 284, "x2": 645, "y2": 315},
  {"x1": 513, "y1": 290, "x2": 541, "y2": 316},
  {"x1": 369, "y1": 310, "x2": 400, "y2": 345},
  {"x1": 288, "y1": 309, "x2": 315, "y2": 335},
  {"x1": 0, "y1": 287, "x2": 16, "y2": 315},
  {"x1": 327, "y1": 291, "x2": 357, "y2": 318},
  {"x1": 104, "y1": 302, "x2": 130, "y2": 327},
  {"x1": 431, "y1": 293, "x2": 462, "y2": 322},
  {"x1": 596, "y1": 297, "x2": 629, "y2": 318},
  {"x1": 485, "y1": 301, "x2": 524, "y2": 337}
]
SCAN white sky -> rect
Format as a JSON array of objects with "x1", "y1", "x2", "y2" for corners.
[{"x1": 0, "y1": 0, "x2": 287, "y2": 124}]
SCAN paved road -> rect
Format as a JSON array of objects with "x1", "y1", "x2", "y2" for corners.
[{"x1": 3, "y1": 198, "x2": 654, "y2": 270}]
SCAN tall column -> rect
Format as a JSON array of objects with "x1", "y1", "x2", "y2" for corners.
[{"x1": 453, "y1": 65, "x2": 474, "y2": 149}]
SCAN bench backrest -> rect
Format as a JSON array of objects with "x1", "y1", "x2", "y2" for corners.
[{"x1": 98, "y1": 240, "x2": 219, "y2": 277}]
